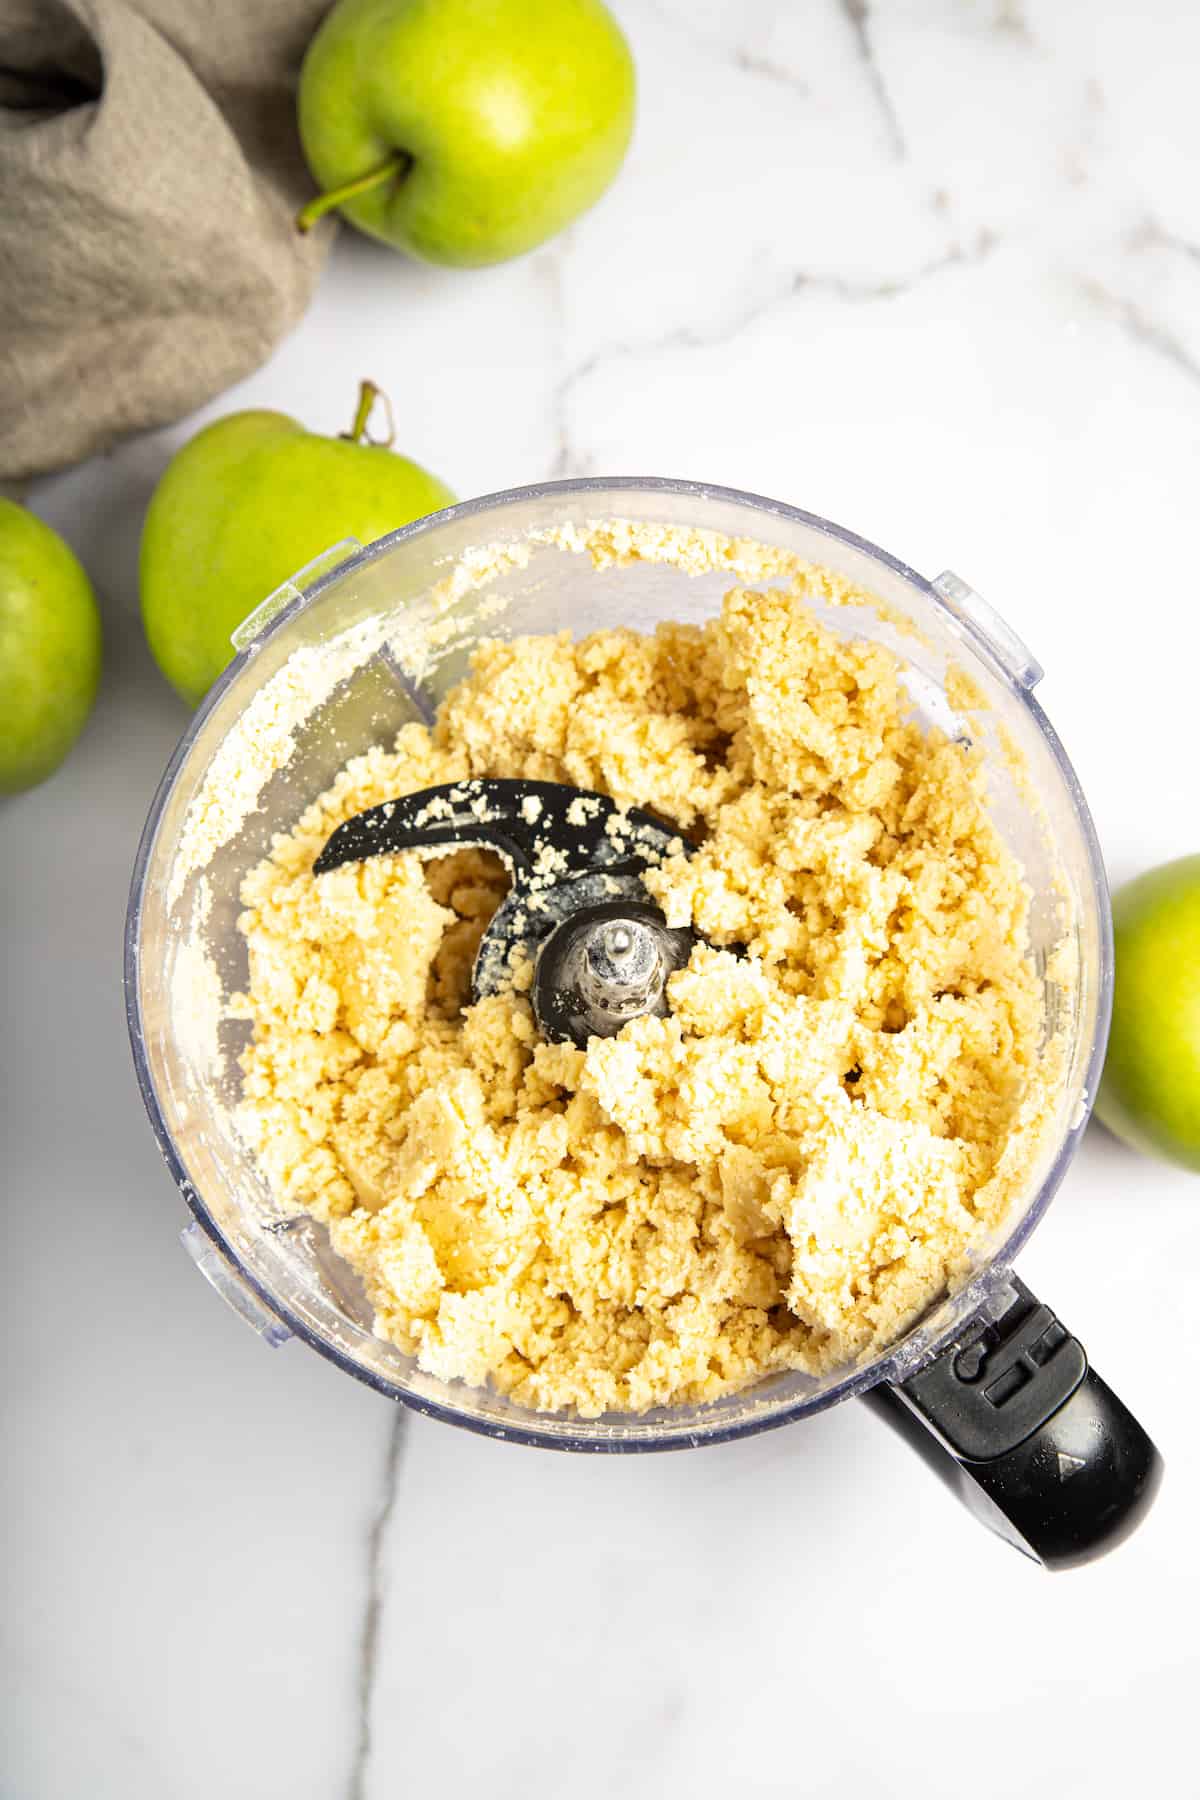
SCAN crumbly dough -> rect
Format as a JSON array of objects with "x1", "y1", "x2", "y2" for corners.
[{"x1": 234, "y1": 577, "x2": 1048, "y2": 1416}]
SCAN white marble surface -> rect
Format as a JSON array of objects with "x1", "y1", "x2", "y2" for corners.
[{"x1": 5, "y1": 2, "x2": 1200, "y2": 1794}]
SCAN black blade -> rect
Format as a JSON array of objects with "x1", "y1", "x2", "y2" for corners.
[{"x1": 313, "y1": 779, "x2": 690, "y2": 880}]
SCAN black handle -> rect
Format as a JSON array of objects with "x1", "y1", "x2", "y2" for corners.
[{"x1": 864, "y1": 1276, "x2": 1163, "y2": 1569}]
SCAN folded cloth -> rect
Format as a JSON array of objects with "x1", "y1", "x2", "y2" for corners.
[{"x1": 0, "y1": 0, "x2": 333, "y2": 480}]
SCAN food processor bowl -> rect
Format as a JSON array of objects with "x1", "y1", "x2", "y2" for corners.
[{"x1": 126, "y1": 478, "x2": 1161, "y2": 1565}]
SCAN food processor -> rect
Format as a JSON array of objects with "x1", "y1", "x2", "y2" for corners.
[{"x1": 125, "y1": 477, "x2": 1162, "y2": 1569}]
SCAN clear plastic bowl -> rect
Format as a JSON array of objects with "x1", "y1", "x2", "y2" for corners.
[{"x1": 125, "y1": 478, "x2": 1111, "y2": 1451}]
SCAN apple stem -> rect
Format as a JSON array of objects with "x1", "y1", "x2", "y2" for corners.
[
  {"x1": 341, "y1": 380, "x2": 396, "y2": 449},
  {"x1": 295, "y1": 154, "x2": 411, "y2": 233}
]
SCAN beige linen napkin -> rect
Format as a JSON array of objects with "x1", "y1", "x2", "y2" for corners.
[{"x1": 0, "y1": 0, "x2": 333, "y2": 480}]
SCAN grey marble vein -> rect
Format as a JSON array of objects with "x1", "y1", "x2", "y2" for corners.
[
  {"x1": 731, "y1": 43, "x2": 810, "y2": 97},
  {"x1": 794, "y1": 240, "x2": 994, "y2": 303},
  {"x1": 551, "y1": 235, "x2": 995, "y2": 466},
  {"x1": 1081, "y1": 277, "x2": 1200, "y2": 391},
  {"x1": 642, "y1": 0, "x2": 809, "y2": 99},
  {"x1": 536, "y1": 245, "x2": 573, "y2": 479},
  {"x1": 1131, "y1": 218, "x2": 1200, "y2": 269},
  {"x1": 348, "y1": 1411, "x2": 406, "y2": 1800},
  {"x1": 838, "y1": 0, "x2": 906, "y2": 159}
]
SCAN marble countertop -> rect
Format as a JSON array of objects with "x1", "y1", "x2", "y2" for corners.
[{"x1": 5, "y1": 2, "x2": 1199, "y2": 1794}]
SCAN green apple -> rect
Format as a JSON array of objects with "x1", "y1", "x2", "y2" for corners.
[
  {"x1": 296, "y1": 0, "x2": 635, "y2": 266},
  {"x1": 140, "y1": 383, "x2": 454, "y2": 706},
  {"x1": 1095, "y1": 854, "x2": 1200, "y2": 1173},
  {"x1": 0, "y1": 500, "x2": 102, "y2": 794}
]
